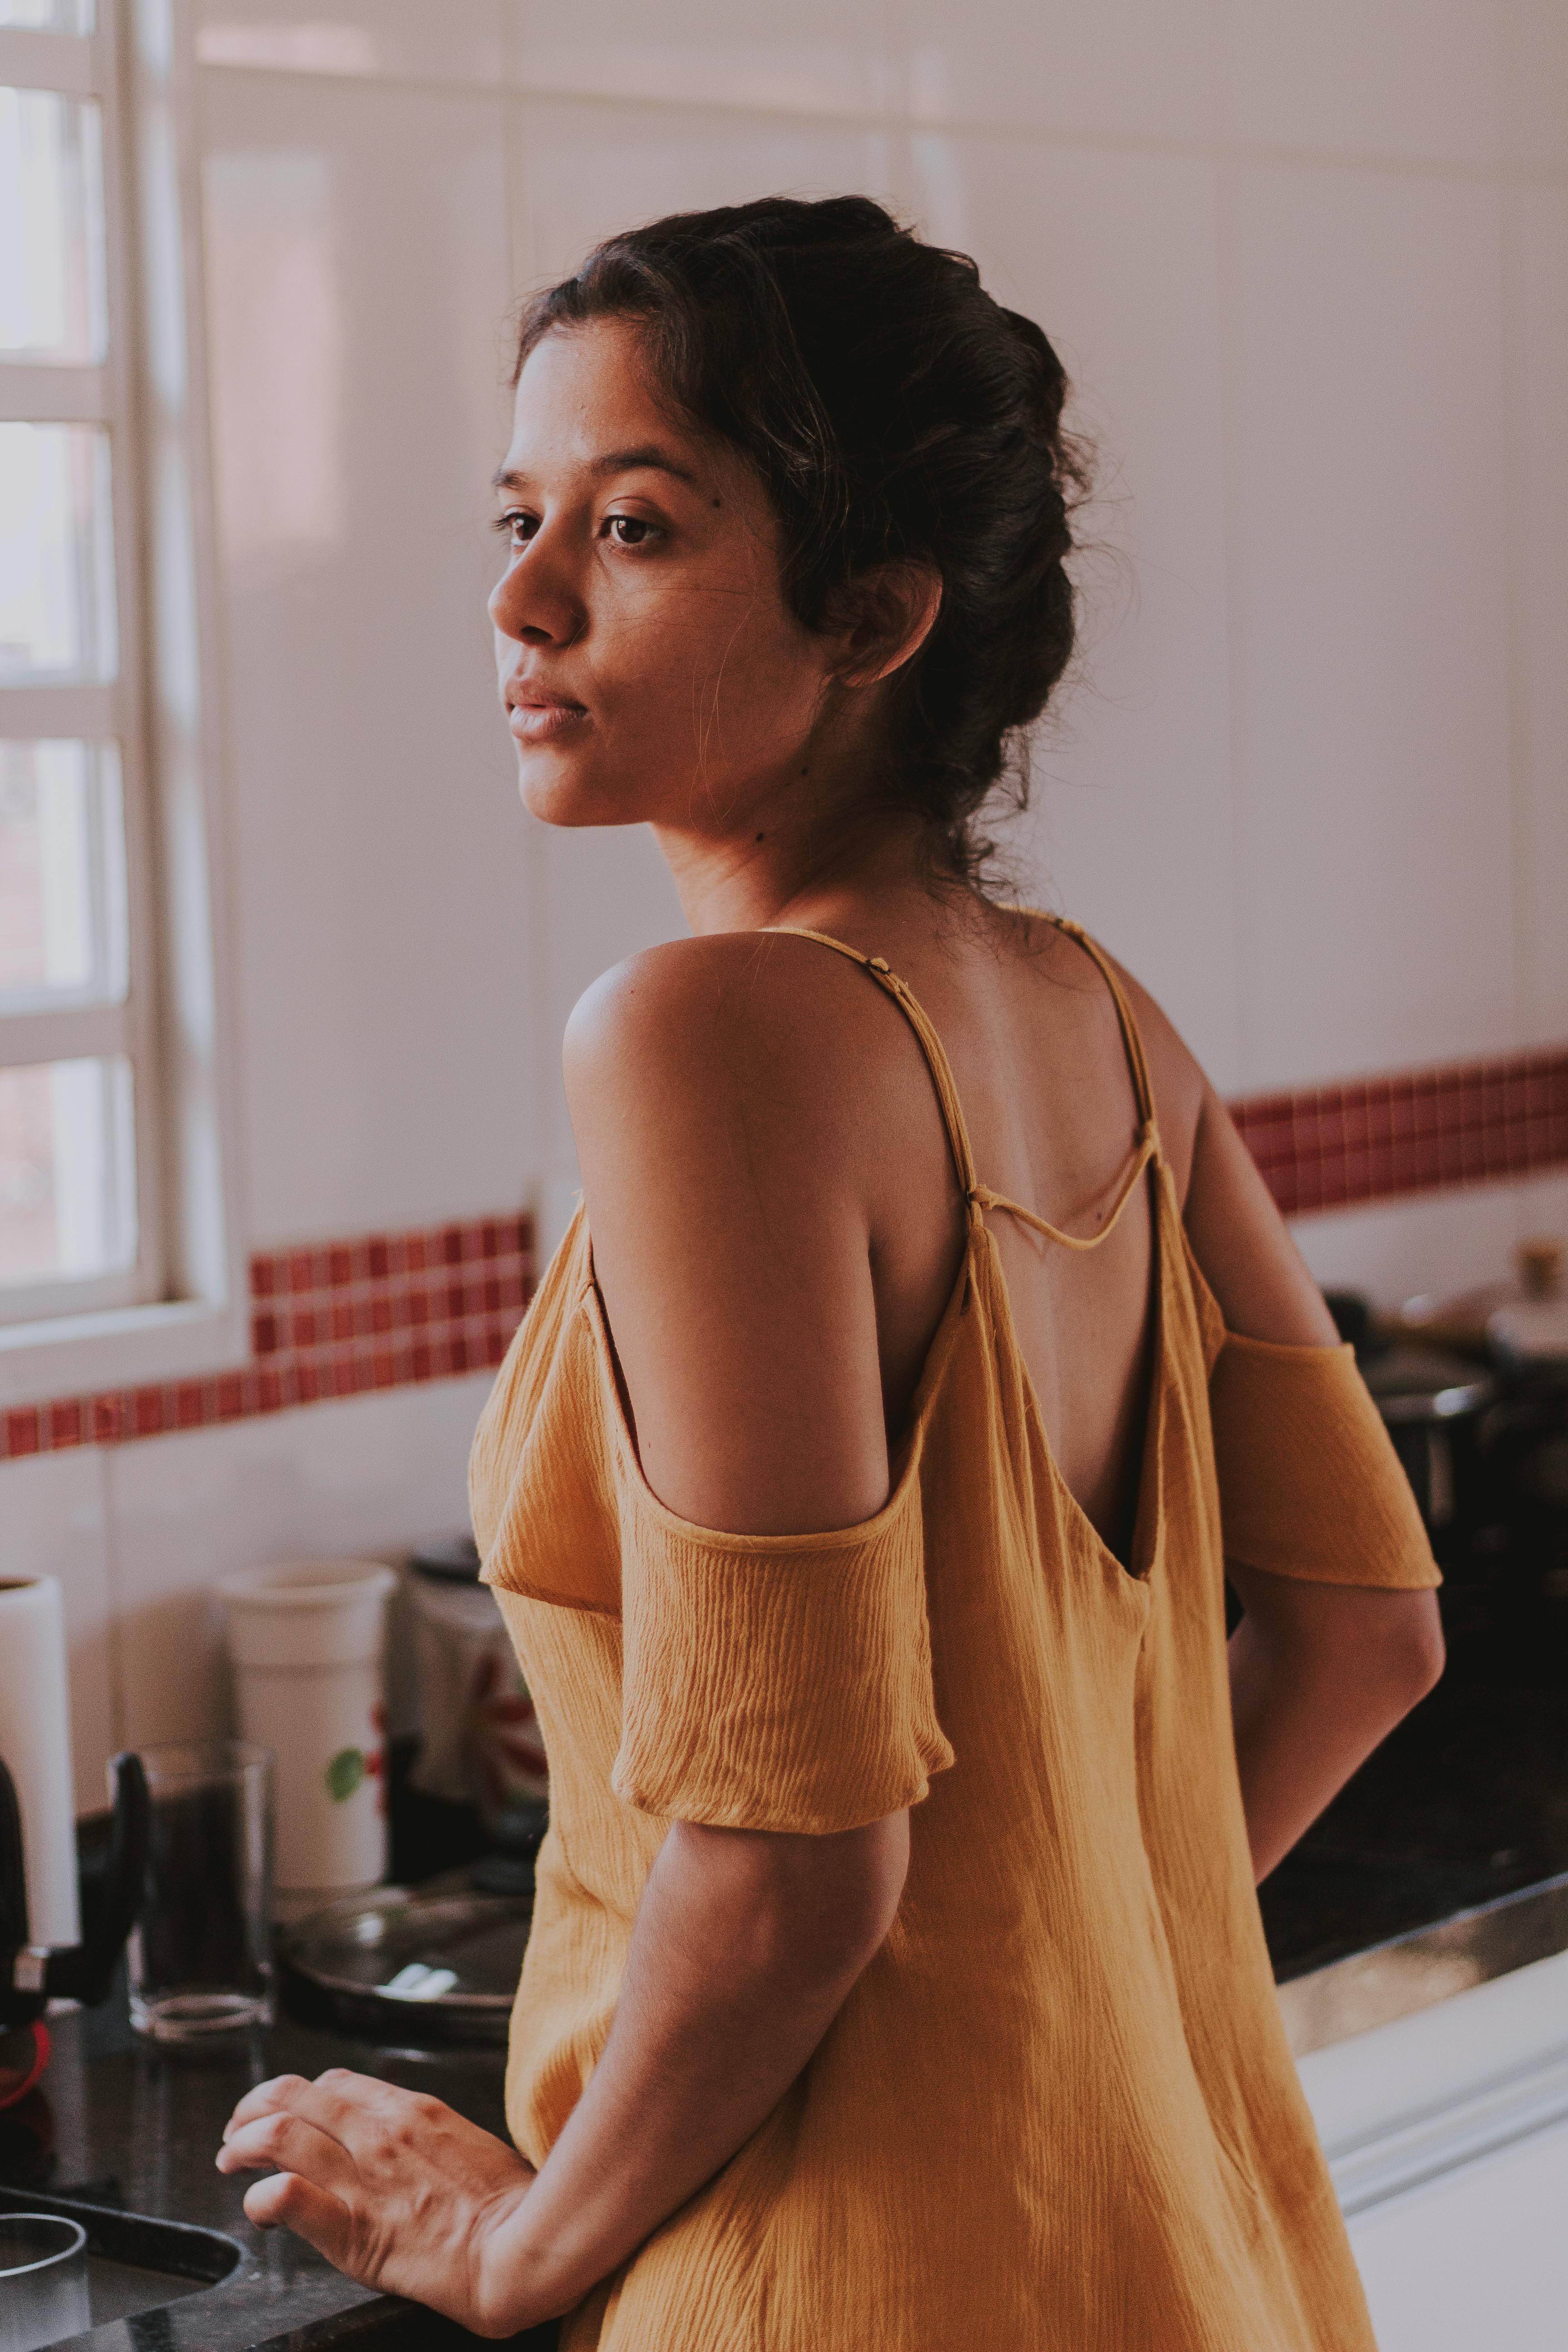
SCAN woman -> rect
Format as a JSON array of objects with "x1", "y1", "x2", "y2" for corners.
[{"x1": 219, "y1": 197, "x2": 1443, "y2": 2348}]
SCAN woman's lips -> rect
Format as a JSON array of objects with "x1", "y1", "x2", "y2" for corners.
[{"x1": 508, "y1": 695, "x2": 588, "y2": 745}]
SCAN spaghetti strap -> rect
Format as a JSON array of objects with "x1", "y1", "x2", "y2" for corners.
[
  {"x1": 1014, "y1": 909, "x2": 1158, "y2": 1131},
  {"x1": 765, "y1": 921, "x2": 1161, "y2": 1252},
  {"x1": 765, "y1": 926, "x2": 980, "y2": 1198}
]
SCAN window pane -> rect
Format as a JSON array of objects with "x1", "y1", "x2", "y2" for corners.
[
  {"x1": 0, "y1": 1, "x2": 93, "y2": 25},
  {"x1": 0, "y1": 1054, "x2": 135, "y2": 1284},
  {"x1": 0, "y1": 87, "x2": 105, "y2": 361},
  {"x1": 0, "y1": 739, "x2": 127, "y2": 1003},
  {"x1": 0, "y1": 421, "x2": 117, "y2": 680}
]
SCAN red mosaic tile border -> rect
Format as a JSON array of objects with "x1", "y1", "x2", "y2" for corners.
[
  {"x1": 1230, "y1": 1045, "x2": 1568, "y2": 1219},
  {"x1": 1, "y1": 1214, "x2": 534, "y2": 1465},
  {"x1": 3, "y1": 1041, "x2": 1567, "y2": 1464}
]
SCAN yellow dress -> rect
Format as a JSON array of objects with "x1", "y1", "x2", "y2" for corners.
[{"x1": 469, "y1": 921, "x2": 1439, "y2": 2351}]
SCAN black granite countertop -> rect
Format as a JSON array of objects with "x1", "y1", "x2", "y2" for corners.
[{"x1": 0, "y1": 1988, "x2": 551, "y2": 2349}]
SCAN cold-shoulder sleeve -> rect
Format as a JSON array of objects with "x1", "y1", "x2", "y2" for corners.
[
  {"x1": 609, "y1": 1474, "x2": 955, "y2": 1835},
  {"x1": 1210, "y1": 1332, "x2": 1441, "y2": 1590}
]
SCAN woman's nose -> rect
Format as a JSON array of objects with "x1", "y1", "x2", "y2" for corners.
[{"x1": 489, "y1": 534, "x2": 582, "y2": 647}]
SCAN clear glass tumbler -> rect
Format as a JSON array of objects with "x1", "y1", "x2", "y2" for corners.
[
  {"x1": 125, "y1": 1740, "x2": 273, "y2": 2039},
  {"x1": 0, "y1": 2213, "x2": 90, "y2": 2352}
]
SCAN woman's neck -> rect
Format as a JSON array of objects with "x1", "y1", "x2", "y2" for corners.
[{"x1": 652, "y1": 789, "x2": 941, "y2": 941}]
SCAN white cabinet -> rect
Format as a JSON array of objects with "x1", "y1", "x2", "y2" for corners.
[
  {"x1": 1297, "y1": 1946, "x2": 1568, "y2": 2349},
  {"x1": 1347, "y1": 2116, "x2": 1568, "y2": 2352}
]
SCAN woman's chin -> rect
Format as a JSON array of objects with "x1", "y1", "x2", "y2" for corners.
[{"x1": 517, "y1": 759, "x2": 638, "y2": 830}]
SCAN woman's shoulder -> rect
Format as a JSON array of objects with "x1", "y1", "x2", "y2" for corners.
[
  {"x1": 564, "y1": 929, "x2": 909, "y2": 1134},
  {"x1": 561, "y1": 931, "x2": 927, "y2": 1534}
]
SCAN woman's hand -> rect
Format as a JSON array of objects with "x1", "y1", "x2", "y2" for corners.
[{"x1": 216, "y1": 2068, "x2": 546, "y2": 2338}]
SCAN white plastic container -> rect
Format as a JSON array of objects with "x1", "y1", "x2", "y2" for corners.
[
  {"x1": 407, "y1": 1548, "x2": 548, "y2": 1826},
  {"x1": 220, "y1": 1560, "x2": 396, "y2": 1908},
  {"x1": 0, "y1": 1577, "x2": 81, "y2": 1950}
]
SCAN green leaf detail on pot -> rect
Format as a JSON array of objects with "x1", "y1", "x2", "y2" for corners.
[{"x1": 325, "y1": 1747, "x2": 366, "y2": 1803}]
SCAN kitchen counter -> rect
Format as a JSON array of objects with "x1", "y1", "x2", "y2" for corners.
[
  {"x1": 0, "y1": 1987, "x2": 553, "y2": 2349},
  {"x1": 1259, "y1": 1548, "x2": 1568, "y2": 1982},
  {"x1": 5, "y1": 1552, "x2": 1563, "y2": 2346}
]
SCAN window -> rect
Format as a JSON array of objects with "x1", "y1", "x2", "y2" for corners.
[{"x1": 0, "y1": 0, "x2": 163, "y2": 1326}]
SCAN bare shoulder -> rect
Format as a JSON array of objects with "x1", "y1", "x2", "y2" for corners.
[
  {"x1": 561, "y1": 932, "x2": 923, "y2": 1534},
  {"x1": 563, "y1": 930, "x2": 896, "y2": 1157}
]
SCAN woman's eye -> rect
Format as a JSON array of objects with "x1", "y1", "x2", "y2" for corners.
[
  {"x1": 495, "y1": 509, "x2": 538, "y2": 547},
  {"x1": 605, "y1": 514, "x2": 658, "y2": 548}
]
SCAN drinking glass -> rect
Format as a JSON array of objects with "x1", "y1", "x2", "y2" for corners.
[
  {"x1": 125, "y1": 1741, "x2": 273, "y2": 2038},
  {"x1": 0, "y1": 2213, "x2": 90, "y2": 2352}
]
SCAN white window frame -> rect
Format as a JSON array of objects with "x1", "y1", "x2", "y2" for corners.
[{"x1": 0, "y1": 0, "x2": 247, "y2": 1401}]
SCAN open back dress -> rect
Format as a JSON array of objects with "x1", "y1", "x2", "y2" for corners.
[{"x1": 469, "y1": 918, "x2": 1439, "y2": 2351}]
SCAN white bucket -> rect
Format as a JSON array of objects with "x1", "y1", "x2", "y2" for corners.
[
  {"x1": 220, "y1": 1560, "x2": 396, "y2": 1906},
  {"x1": 408, "y1": 1570, "x2": 549, "y2": 1822}
]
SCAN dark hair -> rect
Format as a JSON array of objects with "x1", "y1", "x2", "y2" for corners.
[{"x1": 513, "y1": 195, "x2": 1088, "y2": 888}]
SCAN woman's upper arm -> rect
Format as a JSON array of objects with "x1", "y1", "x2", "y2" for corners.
[
  {"x1": 1182, "y1": 1081, "x2": 1339, "y2": 1347},
  {"x1": 563, "y1": 941, "x2": 891, "y2": 1539}
]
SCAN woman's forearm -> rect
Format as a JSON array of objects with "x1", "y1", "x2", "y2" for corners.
[
  {"x1": 485, "y1": 1813, "x2": 908, "y2": 2329},
  {"x1": 1227, "y1": 1568, "x2": 1444, "y2": 1883}
]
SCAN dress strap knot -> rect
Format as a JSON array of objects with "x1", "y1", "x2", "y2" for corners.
[{"x1": 967, "y1": 1115, "x2": 1160, "y2": 1254}]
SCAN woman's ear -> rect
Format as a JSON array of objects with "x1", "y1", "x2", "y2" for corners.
[{"x1": 828, "y1": 562, "x2": 943, "y2": 690}]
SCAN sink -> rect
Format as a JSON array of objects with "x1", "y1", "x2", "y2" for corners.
[
  {"x1": 0, "y1": 2182, "x2": 565, "y2": 2350},
  {"x1": 0, "y1": 2180, "x2": 241, "y2": 2343}
]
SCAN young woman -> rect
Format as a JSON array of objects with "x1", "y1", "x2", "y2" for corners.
[{"x1": 219, "y1": 196, "x2": 1443, "y2": 2349}]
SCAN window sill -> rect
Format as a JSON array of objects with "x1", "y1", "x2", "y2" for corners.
[{"x1": 0, "y1": 1294, "x2": 250, "y2": 1410}]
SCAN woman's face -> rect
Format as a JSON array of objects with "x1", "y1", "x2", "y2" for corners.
[{"x1": 489, "y1": 318, "x2": 836, "y2": 833}]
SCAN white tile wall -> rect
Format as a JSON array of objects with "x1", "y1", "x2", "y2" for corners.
[
  {"x1": 1513, "y1": 187, "x2": 1568, "y2": 1048},
  {"x1": 195, "y1": 0, "x2": 507, "y2": 88},
  {"x1": 1218, "y1": 0, "x2": 1502, "y2": 165},
  {"x1": 506, "y1": 0, "x2": 896, "y2": 119},
  {"x1": 898, "y1": 0, "x2": 1221, "y2": 144},
  {"x1": 106, "y1": 1375, "x2": 493, "y2": 1753},
  {"x1": 1294, "y1": 1172, "x2": 1568, "y2": 1312},
  {"x1": 200, "y1": 67, "x2": 534, "y2": 1249},
  {"x1": 1223, "y1": 160, "x2": 1514, "y2": 1088},
  {"x1": 507, "y1": 98, "x2": 899, "y2": 289},
  {"x1": 1498, "y1": 0, "x2": 1568, "y2": 175},
  {"x1": 896, "y1": 135, "x2": 1242, "y2": 1084}
]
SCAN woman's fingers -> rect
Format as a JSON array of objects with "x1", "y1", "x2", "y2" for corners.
[
  {"x1": 297, "y1": 2068, "x2": 432, "y2": 2152},
  {"x1": 222, "y1": 2073, "x2": 314, "y2": 2142},
  {"x1": 216, "y1": 2107, "x2": 358, "y2": 2201},
  {"x1": 242, "y1": 2169, "x2": 354, "y2": 2263}
]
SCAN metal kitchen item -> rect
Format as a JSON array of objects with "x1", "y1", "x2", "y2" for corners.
[
  {"x1": 0, "y1": 2185, "x2": 243, "y2": 2337},
  {"x1": 408, "y1": 1538, "x2": 548, "y2": 1833},
  {"x1": 1397, "y1": 1238, "x2": 1565, "y2": 1359},
  {"x1": 220, "y1": 1560, "x2": 395, "y2": 1911},
  {"x1": 127, "y1": 1742, "x2": 272, "y2": 2040},
  {"x1": 1488, "y1": 1296, "x2": 1568, "y2": 1377},
  {"x1": 1362, "y1": 1345, "x2": 1495, "y2": 1534},
  {"x1": 0, "y1": 2212, "x2": 89, "y2": 2352},
  {"x1": 277, "y1": 1870, "x2": 533, "y2": 2047},
  {"x1": 1517, "y1": 1237, "x2": 1564, "y2": 1300}
]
